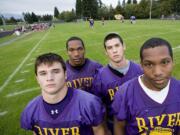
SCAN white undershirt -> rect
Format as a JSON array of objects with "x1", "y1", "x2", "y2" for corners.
[{"x1": 138, "y1": 75, "x2": 170, "y2": 104}]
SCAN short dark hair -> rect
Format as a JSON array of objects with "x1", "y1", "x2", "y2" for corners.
[
  {"x1": 104, "y1": 33, "x2": 124, "y2": 49},
  {"x1": 66, "y1": 36, "x2": 85, "y2": 50},
  {"x1": 140, "y1": 37, "x2": 173, "y2": 61},
  {"x1": 35, "y1": 53, "x2": 66, "y2": 75}
]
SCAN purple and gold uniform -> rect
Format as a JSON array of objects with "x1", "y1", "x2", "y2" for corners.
[
  {"x1": 66, "y1": 58, "x2": 102, "y2": 92},
  {"x1": 21, "y1": 88, "x2": 105, "y2": 135},
  {"x1": 112, "y1": 77, "x2": 180, "y2": 134},
  {"x1": 92, "y1": 61, "x2": 142, "y2": 117}
]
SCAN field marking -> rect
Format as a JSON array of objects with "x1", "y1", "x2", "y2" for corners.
[
  {"x1": 30, "y1": 58, "x2": 35, "y2": 61},
  {"x1": 26, "y1": 62, "x2": 33, "y2": 66},
  {"x1": 15, "y1": 79, "x2": 25, "y2": 83},
  {"x1": 0, "y1": 31, "x2": 49, "y2": 93},
  {"x1": 21, "y1": 70, "x2": 30, "y2": 74},
  {"x1": 0, "y1": 111, "x2": 8, "y2": 116},
  {"x1": 173, "y1": 45, "x2": 180, "y2": 51},
  {"x1": 0, "y1": 32, "x2": 32, "y2": 47},
  {"x1": 6, "y1": 87, "x2": 40, "y2": 98}
]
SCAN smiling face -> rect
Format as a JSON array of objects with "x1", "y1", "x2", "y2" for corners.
[
  {"x1": 141, "y1": 46, "x2": 173, "y2": 91},
  {"x1": 36, "y1": 62, "x2": 66, "y2": 95},
  {"x1": 67, "y1": 40, "x2": 85, "y2": 66},
  {"x1": 105, "y1": 38, "x2": 125, "y2": 64}
]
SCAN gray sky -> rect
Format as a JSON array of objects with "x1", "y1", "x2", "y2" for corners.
[{"x1": 0, "y1": 0, "x2": 122, "y2": 15}]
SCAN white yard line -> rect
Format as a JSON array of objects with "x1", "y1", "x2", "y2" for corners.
[
  {"x1": 15, "y1": 79, "x2": 25, "y2": 83},
  {"x1": 6, "y1": 87, "x2": 40, "y2": 98},
  {"x1": 21, "y1": 70, "x2": 30, "y2": 74},
  {"x1": 0, "y1": 31, "x2": 49, "y2": 92},
  {"x1": 173, "y1": 45, "x2": 180, "y2": 51},
  {"x1": 0, "y1": 111, "x2": 8, "y2": 116},
  {"x1": 26, "y1": 62, "x2": 33, "y2": 66}
]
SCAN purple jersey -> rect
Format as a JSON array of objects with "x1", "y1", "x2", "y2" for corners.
[
  {"x1": 112, "y1": 77, "x2": 180, "y2": 134},
  {"x1": 66, "y1": 58, "x2": 102, "y2": 93},
  {"x1": 21, "y1": 88, "x2": 105, "y2": 135},
  {"x1": 92, "y1": 61, "x2": 142, "y2": 117}
]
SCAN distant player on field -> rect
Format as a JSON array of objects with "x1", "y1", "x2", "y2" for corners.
[
  {"x1": 21, "y1": 53, "x2": 106, "y2": 135},
  {"x1": 89, "y1": 18, "x2": 94, "y2": 28},
  {"x1": 65, "y1": 36, "x2": 102, "y2": 93},
  {"x1": 112, "y1": 37, "x2": 180, "y2": 134},
  {"x1": 92, "y1": 33, "x2": 143, "y2": 134}
]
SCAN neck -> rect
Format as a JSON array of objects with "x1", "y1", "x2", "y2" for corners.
[
  {"x1": 110, "y1": 58, "x2": 128, "y2": 69},
  {"x1": 141, "y1": 75, "x2": 163, "y2": 91},
  {"x1": 42, "y1": 85, "x2": 68, "y2": 104}
]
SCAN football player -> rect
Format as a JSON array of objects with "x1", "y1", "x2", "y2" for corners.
[
  {"x1": 92, "y1": 33, "x2": 143, "y2": 134},
  {"x1": 112, "y1": 37, "x2": 180, "y2": 134},
  {"x1": 66, "y1": 36, "x2": 102, "y2": 93},
  {"x1": 21, "y1": 53, "x2": 106, "y2": 135}
]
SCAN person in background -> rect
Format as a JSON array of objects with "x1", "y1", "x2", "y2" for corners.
[
  {"x1": 65, "y1": 36, "x2": 102, "y2": 93},
  {"x1": 92, "y1": 33, "x2": 143, "y2": 134}
]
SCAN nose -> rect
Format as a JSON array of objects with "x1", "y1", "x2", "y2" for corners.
[
  {"x1": 112, "y1": 47, "x2": 117, "y2": 53},
  {"x1": 47, "y1": 73, "x2": 53, "y2": 81},
  {"x1": 73, "y1": 50, "x2": 80, "y2": 57},
  {"x1": 153, "y1": 65, "x2": 163, "y2": 77}
]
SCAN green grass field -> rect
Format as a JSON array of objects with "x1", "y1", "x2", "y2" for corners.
[{"x1": 0, "y1": 20, "x2": 180, "y2": 134}]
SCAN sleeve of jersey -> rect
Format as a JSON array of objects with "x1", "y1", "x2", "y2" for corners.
[
  {"x1": 111, "y1": 84, "x2": 129, "y2": 121},
  {"x1": 91, "y1": 70, "x2": 103, "y2": 98},
  {"x1": 20, "y1": 104, "x2": 33, "y2": 130},
  {"x1": 81, "y1": 95, "x2": 105, "y2": 126}
]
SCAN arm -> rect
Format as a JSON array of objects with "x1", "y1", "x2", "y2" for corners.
[
  {"x1": 114, "y1": 117, "x2": 126, "y2": 135},
  {"x1": 92, "y1": 123, "x2": 106, "y2": 135}
]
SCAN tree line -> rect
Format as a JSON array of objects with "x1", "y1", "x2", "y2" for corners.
[{"x1": 1, "y1": 0, "x2": 180, "y2": 25}]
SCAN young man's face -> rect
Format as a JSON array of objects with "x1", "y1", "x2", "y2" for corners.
[
  {"x1": 67, "y1": 40, "x2": 85, "y2": 66},
  {"x1": 105, "y1": 38, "x2": 125, "y2": 64},
  {"x1": 36, "y1": 62, "x2": 66, "y2": 95},
  {"x1": 141, "y1": 46, "x2": 173, "y2": 91}
]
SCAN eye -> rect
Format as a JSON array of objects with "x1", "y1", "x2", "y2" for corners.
[
  {"x1": 115, "y1": 44, "x2": 120, "y2": 47},
  {"x1": 68, "y1": 48, "x2": 74, "y2": 52},
  {"x1": 53, "y1": 69, "x2": 60, "y2": 73},
  {"x1": 162, "y1": 60, "x2": 170, "y2": 65},
  {"x1": 77, "y1": 47, "x2": 83, "y2": 51},
  {"x1": 106, "y1": 46, "x2": 112, "y2": 50},
  {"x1": 39, "y1": 72, "x2": 46, "y2": 76},
  {"x1": 144, "y1": 63, "x2": 153, "y2": 68}
]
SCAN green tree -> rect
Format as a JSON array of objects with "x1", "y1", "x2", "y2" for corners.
[
  {"x1": 98, "y1": 4, "x2": 109, "y2": 19},
  {"x1": 76, "y1": 0, "x2": 82, "y2": 18},
  {"x1": 23, "y1": 12, "x2": 33, "y2": 23},
  {"x1": 108, "y1": 4, "x2": 115, "y2": 20},
  {"x1": 0, "y1": 16, "x2": 3, "y2": 25},
  {"x1": 82, "y1": 0, "x2": 98, "y2": 18},
  {"x1": 133, "y1": 0, "x2": 137, "y2": 4},
  {"x1": 59, "y1": 9, "x2": 76, "y2": 22},
  {"x1": 54, "y1": 7, "x2": 60, "y2": 19},
  {"x1": 115, "y1": 0, "x2": 124, "y2": 15},
  {"x1": 127, "y1": 0, "x2": 131, "y2": 4},
  {"x1": 122, "y1": 0, "x2": 126, "y2": 7},
  {"x1": 97, "y1": 0, "x2": 103, "y2": 8},
  {"x1": 137, "y1": 0, "x2": 149, "y2": 18},
  {"x1": 31, "y1": 12, "x2": 38, "y2": 22},
  {"x1": 172, "y1": 0, "x2": 180, "y2": 14}
]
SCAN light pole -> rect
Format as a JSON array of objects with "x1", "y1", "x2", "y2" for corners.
[{"x1": 149, "y1": 0, "x2": 152, "y2": 19}]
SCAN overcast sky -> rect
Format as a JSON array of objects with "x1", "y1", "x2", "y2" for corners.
[{"x1": 0, "y1": 0, "x2": 124, "y2": 16}]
